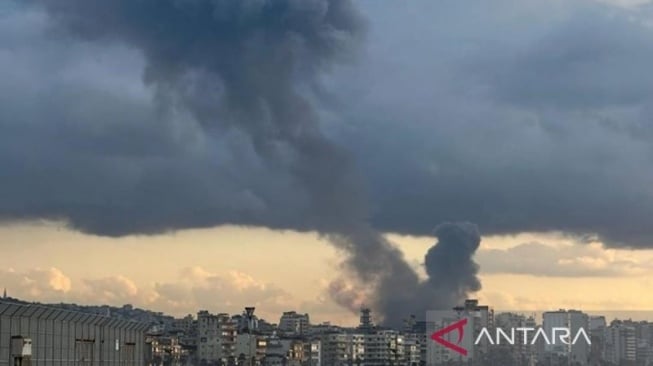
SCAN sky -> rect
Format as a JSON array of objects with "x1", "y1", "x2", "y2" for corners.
[
  {"x1": 3, "y1": 223, "x2": 653, "y2": 325},
  {"x1": 3, "y1": 0, "x2": 653, "y2": 325}
]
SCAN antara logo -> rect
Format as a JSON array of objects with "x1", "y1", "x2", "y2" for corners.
[
  {"x1": 475, "y1": 327, "x2": 592, "y2": 346},
  {"x1": 430, "y1": 318, "x2": 592, "y2": 357},
  {"x1": 430, "y1": 318, "x2": 469, "y2": 356}
]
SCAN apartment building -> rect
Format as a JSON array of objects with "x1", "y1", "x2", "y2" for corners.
[{"x1": 197, "y1": 311, "x2": 237, "y2": 364}]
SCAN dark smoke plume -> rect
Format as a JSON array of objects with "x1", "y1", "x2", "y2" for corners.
[
  {"x1": 423, "y1": 223, "x2": 482, "y2": 304},
  {"x1": 354, "y1": 222, "x2": 482, "y2": 325},
  {"x1": 27, "y1": 0, "x2": 481, "y2": 324}
]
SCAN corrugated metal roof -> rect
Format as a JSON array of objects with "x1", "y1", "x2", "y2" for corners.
[{"x1": 0, "y1": 300, "x2": 148, "y2": 331}]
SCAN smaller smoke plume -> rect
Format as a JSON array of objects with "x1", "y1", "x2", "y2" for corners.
[{"x1": 423, "y1": 222, "x2": 482, "y2": 302}]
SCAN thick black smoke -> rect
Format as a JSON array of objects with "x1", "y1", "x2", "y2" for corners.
[
  {"x1": 360, "y1": 223, "x2": 481, "y2": 325},
  {"x1": 26, "y1": 0, "x2": 372, "y2": 235},
  {"x1": 21, "y1": 0, "x2": 481, "y2": 324}
]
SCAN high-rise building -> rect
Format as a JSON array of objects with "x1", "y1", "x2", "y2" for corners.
[
  {"x1": 359, "y1": 308, "x2": 374, "y2": 333},
  {"x1": 494, "y1": 312, "x2": 538, "y2": 365},
  {"x1": 173, "y1": 314, "x2": 195, "y2": 334},
  {"x1": 457, "y1": 299, "x2": 494, "y2": 361},
  {"x1": 236, "y1": 333, "x2": 267, "y2": 364},
  {"x1": 402, "y1": 332, "x2": 421, "y2": 366},
  {"x1": 306, "y1": 339, "x2": 321, "y2": 366},
  {"x1": 426, "y1": 299, "x2": 493, "y2": 365},
  {"x1": 279, "y1": 311, "x2": 310, "y2": 336},
  {"x1": 605, "y1": 320, "x2": 637, "y2": 364},
  {"x1": 590, "y1": 316, "x2": 606, "y2": 331},
  {"x1": 634, "y1": 321, "x2": 653, "y2": 365},
  {"x1": 197, "y1": 310, "x2": 237, "y2": 364},
  {"x1": 364, "y1": 330, "x2": 405, "y2": 366},
  {"x1": 320, "y1": 333, "x2": 365, "y2": 366},
  {"x1": 542, "y1": 310, "x2": 590, "y2": 365}
]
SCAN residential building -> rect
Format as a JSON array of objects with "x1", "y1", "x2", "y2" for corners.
[
  {"x1": 279, "y1": 312, "x2": 310, "y2": 336},
  {"x1": 306, "y1": 339, "x2": 321, "y2": 366},
  {"x1": 364, "y1": 330, "x2": 405, "y2": 366},
  {"x1": 147, "y1": 336, "x2": 182, "y2": 365},
  {"x1": 542, "y1": 310, "x2": 590, "y2": 365},
  {"x1": 197, "y1": 311, "x2": 237, "y2": 364},
  {"x1": 236, "y1": 333, "x2": 267, "y2": 364},
  {"x1": 605, "y1": 320, "x2": 637, "y2": 364},
  {"x1": 321, "y1": 333, "x2": 365, "y2": 365}
]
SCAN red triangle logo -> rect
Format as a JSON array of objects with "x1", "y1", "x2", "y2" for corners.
[{"x1": 430, "y1": 318, "x2": 468, "y2": 356}]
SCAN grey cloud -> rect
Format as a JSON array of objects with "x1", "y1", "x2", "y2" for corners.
[
  {"x1": 10, "y1": 1, "x2": 653, "y2": 244},
  {"x1": 475, "y1": 8, "x2": 653, "y2": 109},
  {"x1": 337, "y1": 0, "x2": 653, "y2": 248}
]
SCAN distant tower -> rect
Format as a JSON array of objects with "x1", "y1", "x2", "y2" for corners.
[
  {"x1": 404, "y1": 314, "x2": 417, "y2": 332},
  {"x1": 359, "y1": 308, "x2": 374, "y2": 333},
  {"x1": 244, "y1": 307, "x2": 256, "y2": 366},
  {"x1": 2, "y1": 288, "x2": 6, "y2": 299},
  {"x1": 244, "y1": 307, "x2": 256, "y2": 332}
]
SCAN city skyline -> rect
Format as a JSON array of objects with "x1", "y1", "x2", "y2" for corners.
[
  {"x1": 4, "y1": 295, "x2": 653, "y2": 365},
  {"x1": 6, "y1": 293, "x2": 653, "y2": 333}
]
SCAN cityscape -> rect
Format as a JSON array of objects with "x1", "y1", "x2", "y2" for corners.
[
  {"x1": 4, "y1": 0, "x2": 653, "y2": 366},
  {"x1": 2, "y1": 292, "x2": 653, "y2": 366}
]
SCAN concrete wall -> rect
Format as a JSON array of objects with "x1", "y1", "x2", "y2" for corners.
[{"x1": 0, "y1": 301, "x2": 148, "y2": 366}]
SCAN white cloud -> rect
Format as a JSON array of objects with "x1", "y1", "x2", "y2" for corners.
[
  {"x1": 0, "y1": 266, "x2": 301, "y2": 321},
  {"x1": 477, "y1": 242, "x2": 650, "y2": 277},
  {"x1": 148, "y1": 267, "x2": 295, "y2": 320},
  {"x1": 0, "y1": 267, "x2": 71, "y2": 300},
  {"x1": 80, "y1": 275, "x2": 140, "y2": 304}
]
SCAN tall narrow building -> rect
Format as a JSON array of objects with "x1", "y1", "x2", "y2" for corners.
[{"x1": 358, "y1": 308, "x2": 374, "y2": 333}]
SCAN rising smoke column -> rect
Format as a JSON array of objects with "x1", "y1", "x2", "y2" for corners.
[
  {"x1": 422, "y1": 223, "x2": 482, "y2": 306},
  {"x1": 359, "y1": 222, "x2": 482, "y2": 325},
  {"x1": 28, "y1": 0, "x2": 481, "y2": 325}
]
